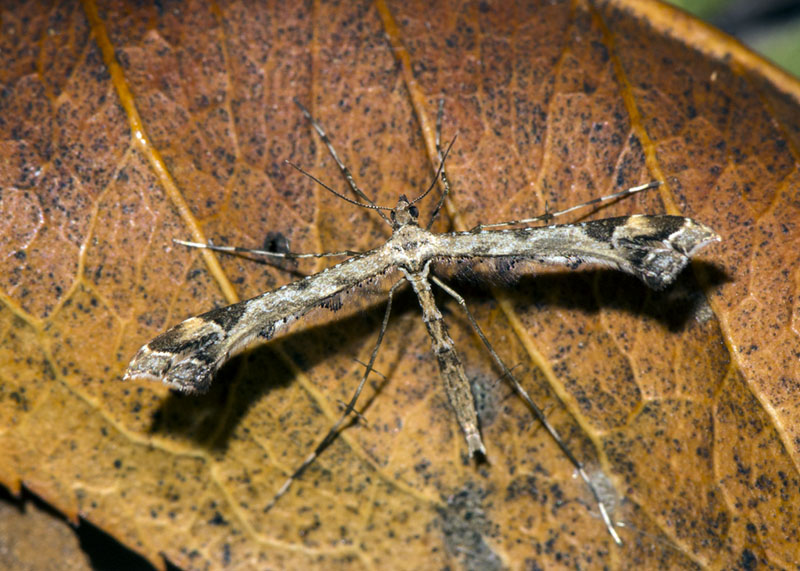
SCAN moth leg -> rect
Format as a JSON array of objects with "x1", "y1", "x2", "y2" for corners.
[
  {"x1": 334, "y1": 398, "x2": 369, "y2": 425},
  {"x1": 471, "y1": 181, "x2": 661, "y2": 231},
  {"x1": 263, "y1": 279, "x2": 404, "y2": 513},
  {"x1": 172, "y1": 238, "x2": 361, "y2": 259},
  {"x1": 293, "y1": 97, "x2": 392, "y2": 226},
  {"x1": 430, "y1": 275, "x2": 623, "y2": 545},
  {"x1": 426, "y1": 98, "x2": 452, "y2": 229}
]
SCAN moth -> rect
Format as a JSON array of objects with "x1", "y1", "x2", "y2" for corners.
[{"x1": 124, "y1": 100, "x2": 719, "y2": 544}]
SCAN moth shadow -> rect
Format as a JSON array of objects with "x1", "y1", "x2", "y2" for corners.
[
  {"x1": 146, "y1": 289, "x2": 420, "y2": 451},
  {"x1": 447, "y1": 259, "x2": 728, "y2": 333},
  {"x1": 600, "y1": 260, "x2": 729, "y2": 331},
  {"x1": 146, "y1": 262, "x2": 727, "y2": 450}
]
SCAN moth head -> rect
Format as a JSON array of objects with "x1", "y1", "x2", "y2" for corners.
[{"x1": 391, "y1": 194, "x2": 419, "y2": 228}]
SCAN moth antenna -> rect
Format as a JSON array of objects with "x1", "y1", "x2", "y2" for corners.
[
  {"x1": 409, "y1": 134, "x2": 456, "y2": 207},
  {"x1": 426, "y1": 99, "x2": 453, "y2": 229},
  {"x1": 285, "y1": 160, "x2": 393, "y2": 212},
  {"x1": 294, "y1": 97, "x2": 393, "y2": 226}
]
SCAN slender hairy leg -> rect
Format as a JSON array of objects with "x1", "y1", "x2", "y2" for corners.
[
  {"x1": 430, "y1": 275, "x2": 623, "y2": 545},
  {"x1": 173, "y1": 238, "x2": 360, "y2": 259},
  {"x1": 263, "y1": 279, "x2": 404, "y2": 512},
  {"x1": 471, "y1": 181, "x2": 661, "y2": 231}
]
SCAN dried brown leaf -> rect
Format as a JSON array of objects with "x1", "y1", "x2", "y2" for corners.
[{"x1": 1, "y1": 0, "x2": 798, "y2": 569}]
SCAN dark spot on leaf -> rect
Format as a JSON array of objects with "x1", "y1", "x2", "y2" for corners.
[{"x1": 208, "y1": 512, "x2": 229, "y2": 526}]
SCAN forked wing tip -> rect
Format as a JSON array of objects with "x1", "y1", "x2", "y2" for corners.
[
  {"x1": 626, "y1": 216, "x2": 720, "y2": 290},
  {"x1": 123, "y1": 346, "x2": 213, "y2": 394}
]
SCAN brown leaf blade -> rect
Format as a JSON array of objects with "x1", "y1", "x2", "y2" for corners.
[{"x1": 1, "y1": 0, "x2": 798, "y2": 569}]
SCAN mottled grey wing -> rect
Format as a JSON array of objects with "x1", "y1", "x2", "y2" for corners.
[
  {"x1": 124, "y1": 248, "x2": 394, "y2": 392},
  {"x1": 437, "y1": 215, "x2": 719, "y2": 290}
]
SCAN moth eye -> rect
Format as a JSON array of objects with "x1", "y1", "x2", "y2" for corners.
[{"x1": 409, "y1": 205, "x2": 419, "y2": 218}]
